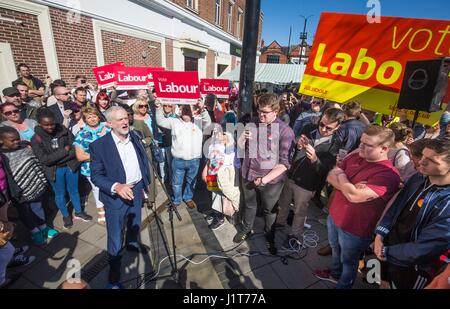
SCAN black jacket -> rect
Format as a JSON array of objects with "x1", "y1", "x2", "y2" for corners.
[
  {"x1": 288, "y1": 124, "x2": 342, "y2": 191},
  {"x1": 30, "y1": 124, "x2": 80, "y2": 182},
  {"x1": 336, "y1": 118, "x2": 366, "y2": 152},
  {"x1": 46, "y1": 102, "x2": 72, "y2": 125}
]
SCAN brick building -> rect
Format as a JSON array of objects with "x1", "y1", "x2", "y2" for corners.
[
  {"x1": 259, "y1": 40, "x2": 311, "y2": 65},
  {"x1": 0, "y1": 0, "x2": 263, "y2": 90}
]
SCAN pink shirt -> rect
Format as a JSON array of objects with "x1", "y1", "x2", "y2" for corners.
[
  {"x1": 0, "y1": 157, "x2": 7, "y2": 192},
  {"x1": 330, "y1": 153, "x2": 401, "y2": 237}
]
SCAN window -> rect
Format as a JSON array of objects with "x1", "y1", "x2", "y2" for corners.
[
  {"x1": 217, "y1": 64, "x2": 228, "y2": 77},
  {"x1": 267, "y1": 55, "x2": 280, "y2": 64},
  {"x1": 185, "y1": 56, "x2": 198, "y2": 72},
  {"x1": 186, "y1": 0, "x2": 197, "y2": 11},
  {"x1": 215, "y1": 0, "x2": 221, "y2": 25},
  {"x1": 237, "y1": 8, "x2": 243, "y2": 39},
  {"x1": 227, "y1": 1, "x2": 233, "y2": 33}
]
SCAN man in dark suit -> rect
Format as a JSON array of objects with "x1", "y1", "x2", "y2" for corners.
[
  {"x1": 90, "y1": 106, "x2": 151, "y2": 289},
  {"x1": 47, "y1": 86, "x2": 72, "y2": 125}
]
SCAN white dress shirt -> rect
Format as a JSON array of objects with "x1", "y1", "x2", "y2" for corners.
[{"x1": 111, "y1": 131, "x2": 142, "y2": 193}]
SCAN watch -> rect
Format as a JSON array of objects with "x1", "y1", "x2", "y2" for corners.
[{"x1": 381, "y1": 246, "x2": 387, "y2": 258}]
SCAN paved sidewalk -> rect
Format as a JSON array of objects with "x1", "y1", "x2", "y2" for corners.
[{"x1": 6, "y1": 183, "x2": 377, "y2": 289}]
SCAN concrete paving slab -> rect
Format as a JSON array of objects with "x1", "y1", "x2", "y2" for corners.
[
  {"x1": 242, "y1": 264, "x2": 287, "y2": 289},
  {"x1": 270, "y1": 259, "x2": 319, "y2": 289},
  {"x1": 78, "y1": 224, "x2": 108, "y2": 250},
  {"x1": 23, "y1": 233, "x2": 102, "y2": 288}
]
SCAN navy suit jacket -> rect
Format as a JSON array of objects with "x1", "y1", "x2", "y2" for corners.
[
  {"x1": 47, "y1": 102, "x2": 72, "y2": 125},
  {"x1": 90, "y1": 131, "x2": 151, "y2": 209}
]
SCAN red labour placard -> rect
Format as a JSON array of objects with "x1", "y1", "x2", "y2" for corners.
[
  {"x1": 153, "y1": 71, "x2": 200, "y2": 104},
  {"x1": 92, "y1": 62, "x2": 124, "y2": 89},
  {"x1": 200, "y1": 79, "x2": 230, "y2": 98},
  {"x1": 115, "y1": 67, "x2": 157, "y2": 90}
]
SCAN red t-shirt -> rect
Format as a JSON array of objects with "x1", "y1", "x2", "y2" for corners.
[{"x1": 330, "y1": 153, "x2": 401, "y2": 238}]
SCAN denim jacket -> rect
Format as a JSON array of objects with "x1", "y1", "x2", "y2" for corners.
[{"x1": 376, "y1": 173, "x2": 450, "y2": 271}]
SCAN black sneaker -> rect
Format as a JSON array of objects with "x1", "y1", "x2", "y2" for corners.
[
  {"x1": 264, "y1": 231, "x2": 277, "y2": 255},
  {"x1": 74, "y1": 212, "x2": 93, "y2": 222},
  {"x1": 209, "y1": 218, "x2": 225, "y2": 230},
  {"x1": 14, "y1": 245, "x2": 29, "y2": 257},
  {"x1": 63, "y1": 216, "x2": 73, "y2": 229},
  {"x1": 204, "y1": 213, "x2": 214, "y2": 221},
  {"x1": 282, "y1": 234, "x2": 302, "y2": 251},
  {"x1": 7, "y1": 254, "x2": 36, "y2": 268},
  {"x1": 233, "y1": 230, "x2": 251, "y2": 243}
]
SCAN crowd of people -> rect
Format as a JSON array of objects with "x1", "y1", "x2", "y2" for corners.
[{"x1": 0, "y1": 62, "x2": 449, "y2": 289}]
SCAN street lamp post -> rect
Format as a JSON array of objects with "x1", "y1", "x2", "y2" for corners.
[
  {"x1": 238, "y1": 0, "x2": 261, "y2": 119},
  {"x1": 299, "y1": 14, "x2": 313, "y2": 64}
]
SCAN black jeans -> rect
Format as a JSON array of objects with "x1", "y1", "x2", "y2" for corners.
[
  {"x1": 241, "y1": 178, "x2": 285, "y2": 233},
  {"x1": 15, "y1": 201, "x2": 46, "y2": 230}
]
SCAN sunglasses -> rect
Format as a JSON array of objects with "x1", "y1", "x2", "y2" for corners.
[
  {"x1": 3, "y1": 110, "x2": 20, "y2": 116},
  {"x1": 319, "y1": 122, "x2": 336, "y2": 131},
  {"x1": 138, "y1": 105, "x2": 149, "y2": 109}
]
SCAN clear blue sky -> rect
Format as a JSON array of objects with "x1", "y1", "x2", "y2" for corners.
[{"x1": 261, "y1": 0, "x2": 450, "y2": 46}]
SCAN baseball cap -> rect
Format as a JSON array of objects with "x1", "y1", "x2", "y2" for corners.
[{"x1": 2, "y1": 87, "x2": 20, "y2": 97}]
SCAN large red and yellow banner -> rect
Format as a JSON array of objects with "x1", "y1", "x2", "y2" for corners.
[{"x1": 300, "y1": 13, "x2": 450, "y2": 125}]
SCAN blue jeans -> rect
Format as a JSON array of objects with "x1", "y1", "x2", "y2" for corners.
[
  {"x1": 0, "y1": 242, "x2": 14, "y2": 285},
  {"x1": 171, "y1": 158, "x2": 200, "y2": 205},
  {"x1": 327, "y1": 216, "x2": 373, "y2": 289},
  {"x1": 49, "y1": 167, "x2": 82, "y2": 218}
]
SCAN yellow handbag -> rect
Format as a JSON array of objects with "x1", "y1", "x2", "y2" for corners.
[{"x1": 0, "y1": 221, "x2": 13, "y2": 248}]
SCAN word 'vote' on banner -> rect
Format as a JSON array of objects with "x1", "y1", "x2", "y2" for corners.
[
  {"x1": 300, "y1": 12, "x2": 450, "y2": 125},
  {"x1": 153, "y1": 71, "x2": 201, "y2": 105}
]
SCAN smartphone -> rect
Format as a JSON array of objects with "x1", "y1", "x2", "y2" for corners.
[{"x1": 302, "y1": 136, "x2": 310, "y2": 147}]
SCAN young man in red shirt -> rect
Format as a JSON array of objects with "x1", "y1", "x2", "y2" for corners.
[{"x1": 314, "y1": 125, "x2": 401, "y2": 289}]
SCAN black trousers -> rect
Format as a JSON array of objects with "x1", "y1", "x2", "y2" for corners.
[
  {"x1": 15, "y1": 201, "x2": 45, "y2": 230},
  {"x1": 382, "y1": 262, "x2": 432, "y2": 289},
  {"x1": 241, "y1": 178, "x2": 285, "y2": 234}
]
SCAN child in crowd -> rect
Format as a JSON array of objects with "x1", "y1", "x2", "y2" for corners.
[
  {"x1": 202, "y1": 129, "x2": 240, "y2": 230},
  {"x1": 0, "y1": 127, "x2": 59, "y2": 245}
]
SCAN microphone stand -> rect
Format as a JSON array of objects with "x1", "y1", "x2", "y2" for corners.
[{"x1": 140, "y1": 134, "x2": 182, "y2": 283}]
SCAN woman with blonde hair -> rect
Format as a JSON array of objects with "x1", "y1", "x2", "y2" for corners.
[{"x1": 133, "y1": 98, "x2": 153, "y2": 135}]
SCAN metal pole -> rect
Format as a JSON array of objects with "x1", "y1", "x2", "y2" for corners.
[
  {"x1": 299, "y1": 15, "x2": 313, "y2": 63},
  {"x1": 300, "y1": 18, "x2": 307, "y2": 61},
  {"x1": 287, "y1": 26, "x2": 292, "y2": 63},
  {"x1": 238, "y1": 0, "x2": 261, "y2": 119}
]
